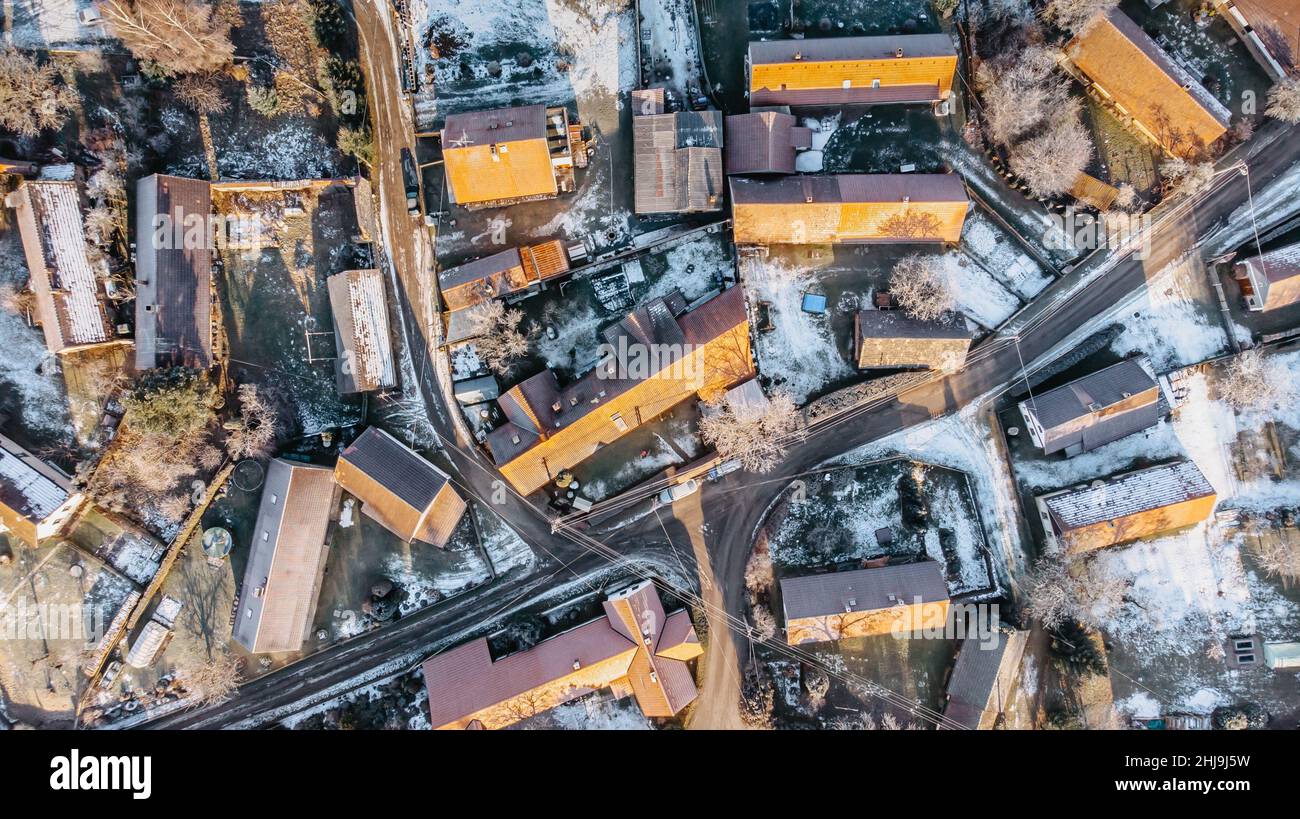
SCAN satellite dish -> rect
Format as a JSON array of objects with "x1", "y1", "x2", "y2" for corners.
[{"x1": 202, "y1": 527, "x2": 233, "y2": 560}]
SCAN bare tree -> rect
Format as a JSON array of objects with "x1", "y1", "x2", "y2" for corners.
[
  {"x1": 888, "y1": 254, "x2": 956, "y2": 322},
  {"x1": 225, "y1": 383, "x2": 281, "y2": 460},
  {"x1": 1022, "y1": 556, "x2": 1077, "y2": 630},
  {"x1": 879, "y1": 210, "x2": 944, "y2": 241},
  {"x1": 744, "y1": 535, "x2": 774, "y2": 599},
  {"x1": 1218, "y1": 349, "x2": 1285, "y2": 411},
  {"x1": 975, "y1": 46, "x2": 1069, "y2": 146},
  {"x1": 697, "y1": 390, "x2": 801, "y2": 474},
  {"x1": 0, "y1": 48, "x2": 78, "y2": 137},
  {"x1": 1249, "y1": 534, "x2": 1300, "y2": 583},
  {"x1": 467, "y1": 300, "x2": 531, "y2": 377},
  {"x1": 1010, "y1": 109, "x2": 1093, "y2": 198},
  {"x1": 177, "y1": 647, "x2": 241, "y2": 706},
  {"x1": 1024, "y1": 554, "x2": 1127, "y2": 629},
  {"x1": 175, "y1": 72, "x2": 230, "y2": 114},
  {"x1": 751, "y1": 605, "x2": 777, "y2": 641},
  {"x1": 1041, "y1": 0, "x2": 1118, "y2": 35},
  {"x1": 1265, "y1": 76, "x2": 1300, "y2": 124},
  {"x1": 1160, "y1": 157, "x2": 1216, "y2": 197},
  {"x1": 99, "y1": 0, "x2": 235, "y2": 77}
]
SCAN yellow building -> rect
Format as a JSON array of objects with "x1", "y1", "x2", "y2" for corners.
[
  {"x1": 781, "y1": 562, "x2": 951, "y2": 646},
  {"x1": 731, "y1": 174, "x2": 968, "y2": 244},
  {"x1": 854, "y1": 309, "x2": 972, "y2": 370},
  {"x1": 487, "y1": 286, "x2": 753, "y2": 495},
  {"x1": 441, "y1": 104, "x2": 573, "y2": 208},
  {"x1": 1036, "y1": 460, "x2": 1217, "y2": 555},
  {"x1": 1066, "y1": 9, "x2": 1230, "y2": 157},
  {"x1": 748, "y1": 34, "x2": 957, "y2": 107},
  {"x1": 422, "y1": 581, "x2": 703, "y2": 729}
]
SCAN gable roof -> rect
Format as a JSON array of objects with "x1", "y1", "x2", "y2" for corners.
[
  {"x1": 0, "y1": 432, "x2": 72, "y2": 524},
  {"x1": 730, "y1": 173, "x2": 967, "y2": 205},
  {"x1": 781, "y1": 562, "x2": 949, "y2": 622},
  {"x1": 9, "y1": 180, "x2": 113, "y2": 353},
  {"x1": 134, "y1": 174, "x2": 214, "y2": 370},
  {"x1": 327, "y1": 269, "x2": 396, "y2": 394},
  {"x1": 633, "y1": 109, "x2": 724, "y2": 214},
  {"x1": 1240, "y1": 240, "x2": 1300, "y2": 285},
  {"x1": 749, "y1": 33, "x2": 957, "y2": 65},
  {"x1": 1066, "y1": 9, "x2": 1230, "y2": 156},
  {"x1": 334, "y1": 427, "x2": 465, "y2": 545},
  {"x1": 748, "y1": 34, "x2": 957, "y2": 106},
  {"x1": 943, "y1": 629, "x2": 1029, "y2": 729},
  {"x1": 422, "y1": 581, "x2": 700, "y2": 729},
  {"x1": 1025, "y1": 359, "x2": 1158, "y2": 430},
  {"x1": 855, "y1": 309, "x2": 971, "y2": 340},
  {"x1": 724, "y1": 112, "x2": 812, "y2": 175},
  {"x1": 442, "y1": 103, "x2": 548, "y2": 147},
  {"x1": 1042, "y1": 459, "x2": 1216, "y2": 531},
  {"x1": 232, "y1": 459, "x2": 336, "y2": 654}
]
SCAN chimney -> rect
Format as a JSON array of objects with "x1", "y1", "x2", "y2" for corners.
[
  {"x1": 895, "y1": 47, "x2": 904, "y2": 58},
  {"x1": 793, "y1": 51, "x2": 802, "y2": 61}
]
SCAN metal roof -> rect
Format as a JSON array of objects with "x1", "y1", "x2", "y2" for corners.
[
  {"x1": 855, "y1": 309, "x2": 971, "y2": 340},
  {"x1": 942, "y1": 629, "x2": 1029, "y2": 729},
  {"x1": 729, "y1": 173, "x2": 967, "y2": 204},
  {"x1": 781, "y1": 562, "x2": 949, "y2": 621},
  {"x1": 1041, "y1": 459, "x2": 1216, "y2": 531},
  {"x1": 1024, "y1": 359, "x2": 1158, "y2": 430},
  {"x1": 748, "y1": 33, "x2": 956, "y2": 64},
  {"x1": 441, "y1": 103, "x2": 548, "y2": 147}
]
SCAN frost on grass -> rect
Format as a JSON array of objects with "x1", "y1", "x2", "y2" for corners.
[
  {"x1": 1108, "y1": 261, "x2": 1228, "y2": 371},
  {"x1": 743, "y1": 255, "x2": 852, "y2": 404}
]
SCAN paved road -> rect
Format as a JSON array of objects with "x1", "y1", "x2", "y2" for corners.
[
  {"x1": 142, "y1": 4, "x2": 1300, "y2": 728},
  {"x1": 589, "y1": 123, "x2": 1300, "y2": 726}
]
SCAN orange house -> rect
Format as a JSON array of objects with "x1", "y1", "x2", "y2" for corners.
[
  {"x1": 781, "y1": 562, "x2": 951, "y2": 646},
  {"x1": 731, "y1": 174, "x2": 968, "y2": 244},
  {"x1": 748, "y1": 34, "x2": 957, "y2": 107},
  {"x1": 441, "y1": 104, "x2": 570, "y2": 208},
  {"x1": 486, "y1": 287, "x2": 754, "y2": 495},
  {"x1": 1066, "y1": 9, "x2": 1229, "y2": 157},
  {"x1": 422, "y1": 581, "x2": 702, "y2": 729},
  {"x1": 1036, "y1": 460, "x2": 1217, "y2": 554}
]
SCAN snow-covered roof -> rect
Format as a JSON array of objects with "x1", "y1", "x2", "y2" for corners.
[
  {"x1": 327, "y1": 269, "x2": 396, "y2": 394},
  {"x1": 11, "y1": 180, "x2": 113, "y2": 352},
  {"x1": 1041, "y1": 460, "x2": 1215, "y2": 531},
  {"x1": 0, "y1": 432, "x2": 71, "y2": 522}
]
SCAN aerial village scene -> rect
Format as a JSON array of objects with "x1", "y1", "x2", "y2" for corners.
[{"x1": 2, "y1": 0, "x2": 1300, "y2": 738}]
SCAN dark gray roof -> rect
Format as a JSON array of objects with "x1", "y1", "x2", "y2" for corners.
[
  {"x1": 748, "y1": 33, "x2": 956, "y2": 65},
  {"x1": 339, "y1": 427, "x2": 451, "y2": 511},
  {"x1": 856, "y1": 309, "x2": 971, "y2": 340},
  {"x1": 729, "y1": 173, "x2": 967, "y2": 205},
  {"x1": 441, "y1": 104, "x2": 548, "y2": 147},
  {"x1": 943, "y1": 630, "x2": 1028, "y2": 729},
  {"x1": 1042, "y1": 459, "x2": 1216, "y2": 531},
  {"x1": 1023, "y1": 359, "x2": 1161, "y2": 454},
  {"x1": 781, "y1": 562, "x2": 949, "y2": 621},
  {"x1": 133, "y1": 174, "x2": 213, "y2": 370},
  {"x1": 439, "y1": 247, "x2": 523, "y2": 289},
  {"x1": 674, "y1": 110, "x2": 723, "y2": 148}
]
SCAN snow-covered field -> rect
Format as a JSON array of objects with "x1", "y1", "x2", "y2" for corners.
[
  {"x1": 0, "y1": 234, "x2": 74, "y2": 440},
  {"x1": 412, "y1": 0, "x2": 638, "y2": 115},
  {"x1": 742, "y1": 254, "x2": 853, "y2": 404},
  {"x1": 1109, "y1": 259, "x2": 1229, "y2": 371}
]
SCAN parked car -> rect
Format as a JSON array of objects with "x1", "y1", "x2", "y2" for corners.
[
  {"x1": 655, "y1": 479, "x2": 700, "y2": 508},
  {"x1": 400, "y1": 148, "x2": 421, "y2": 215}
]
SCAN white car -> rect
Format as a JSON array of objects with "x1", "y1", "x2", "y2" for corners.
[{"x1": 655, "y1": 479, "x2": 700, "y2": 508}]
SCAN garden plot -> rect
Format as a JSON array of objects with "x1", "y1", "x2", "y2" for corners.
[
  {"x1": 960, "y1": 211, "x2": 1053, "y2": 301},
  {"x1": 760, "y1": 457, "x2": 995, "y2": 598},
  {"x1": 214, "y1": 183, "x2": 367, "y2": 435},
  {"x1": 413, "y1": 0, "x2": 638, "y2": 116},
  {"x1": 1107, "y1": 256, "x2": 1231, "y2": 371},
  {"x1": 0, "y1": 231, "x2": 76, "y2": 445}
]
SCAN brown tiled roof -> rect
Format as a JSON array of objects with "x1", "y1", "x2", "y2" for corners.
[
  {"x1": 490, "y1": 286, "x2": 753, "y2": 493},
  {"x1": 134, "y1": 174, "x2": 214, "y2": 370},
  {"x1": 334, "y1": 427, "x2": 466, "y2": 547},
  {"x1": 730, "y1": 173, "x2": 966, "y2": 204},
  {"x1": 749, "y1": 34, "x2": 956, "y2": 65},
  {"x1": 442, "y1": 103, "x2": 548, "y2": 147},
  {"x1": 1233, "y1": 0, "x2": 1300, "y2": 71},
  {"x1": 751, "y1": 84, "x2": 945, "y2": 107},
  {"x1": 422, "y1": 581, "x2": 700, "y2": 729},
  {"x1": 232, "y1": 459, "x2": 337, "y2": 654},
  {"x1": 724, "y1": 112, "x2": 809, "y2": 174}
]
